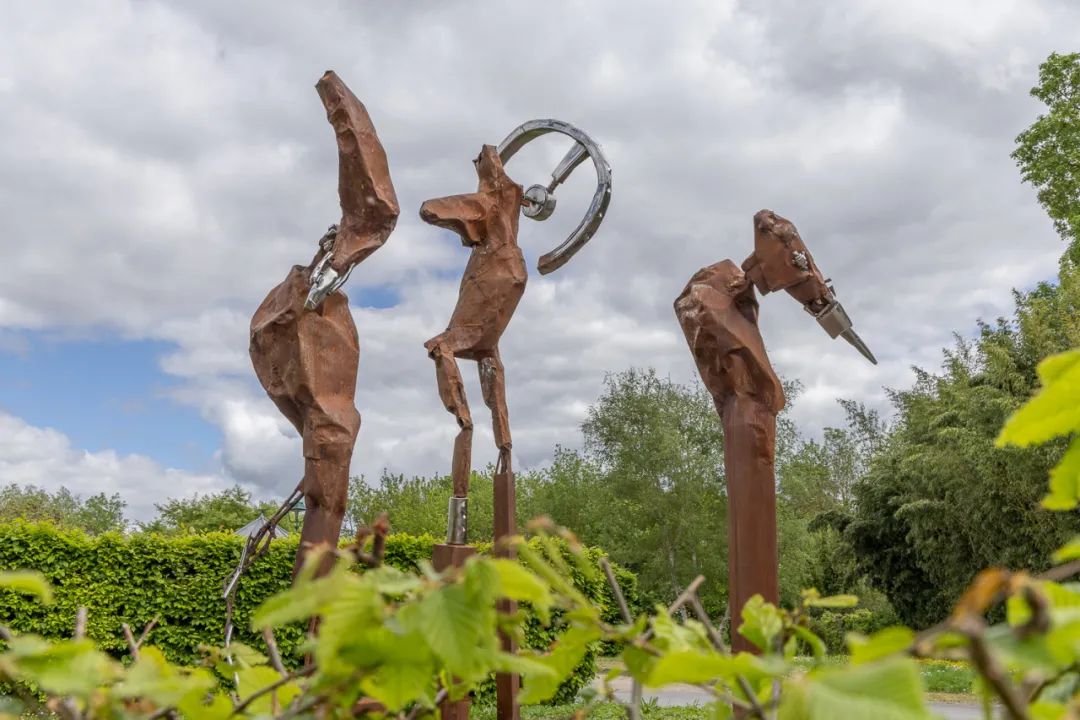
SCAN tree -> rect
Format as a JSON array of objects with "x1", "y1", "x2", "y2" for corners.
[
  {"x1": 0, "y1": 483, "x2": 126, "y2": 534},
  {"x1": 345, "y1": 470, "x2": 497, "y2": 541},
  {"x1": 142, "y1": 486, "x2": 297, "y2": 535},
  {"x1": 1012, "y1": 52, "x2": 1080, "y2": 262}
]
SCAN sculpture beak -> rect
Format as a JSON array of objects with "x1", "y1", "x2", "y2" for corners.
[
  {"x1": 812, "y1": 299, "x2": 878, "y2": 365},
  {"x1": 839, "y1": 327, "x2": 878, "y2": 365}
]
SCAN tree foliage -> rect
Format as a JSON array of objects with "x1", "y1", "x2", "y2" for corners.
[
  {"x1": 1012, "y1": 51, "x2": 1080, "y2": 260},
  {"x1": 141, "y1": 486, "x2": 299, "y2": 535},
  {"x1": 0, "y1": 483, "x2": 125, "y2": 535}
]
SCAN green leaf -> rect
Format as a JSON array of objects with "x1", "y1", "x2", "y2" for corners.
[
  {"x1": 416, "y1": 583, "x2": 493, "y2": 681},
  {"x1": 361, "y1": 659, "x2": 435, "y2": 712},
  {"x1": 645, "y1": 650, "x2": 740, "y2": 687},
  {"x1": 779, "y1": 658, "x2": 932, "y2": 720},
  {"x1": 225, "y1": 641, "x2": 268, "y2": 669},
  {"x1": 5, "y1": 636, "x2": 116, "y2": 696},
  {"x1": 1030, "y1": 700, "x2": 1068, "y2": 720},
  {"x1": 177, "y1": 690, "x2": 232, "y2": 720},
  {"x1": 237, "y1": 665, "x2": 299, "y2": 715},
  {"x1": 516, "y1": 625, "x2": 600, "y2": 705},
  {"x1": 490, "y1": 558, "x2": 553, "y2": 624},
  {"x1": 115, "y1": 647, "x2": 217, "y2": 709},
  {"x1": 847, "y1": 627, "x2": 915, "y2": 665},
  {"x1": 792, "y1": 626, "x2": 826, "y2": 660},
  {"x1": 738, "y1": 595, "x2": 783, "y2": 653},
  {"x1": 366, "y1": 565, "x2": 422, "y2": 596},
  {"x1": 997, "y1": 349, "x2": 1080, "y2": 447},
  {"x1": 1042, "y1": 441, "x2": 1080, "y2": 510},
  {"x1": 1052, "y1": 536, "x2": 1080, "y2": 562},
  {"x1": 0, "y1": 571, "x2": 53, "y2": 605},
  {"x1": 805, "y1": 594, "x2": 858, "y2": 609},
  {"x1": 251, "y1": 570, "x2": 343, "y2": 630}
]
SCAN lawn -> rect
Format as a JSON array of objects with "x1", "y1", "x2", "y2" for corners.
[{"x1": 596, "y1": 656, "x2": 974, "y2": 696}]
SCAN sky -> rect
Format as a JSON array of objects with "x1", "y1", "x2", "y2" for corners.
[{"x1": 0, "y1": 0, "x2": 1076, "y2": 521}]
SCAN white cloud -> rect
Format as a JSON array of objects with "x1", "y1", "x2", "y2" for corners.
[
  {"x1": 0, "y1": 0, "x2": 1077, "y2": 515},
  {"x1": 0, "y1": 412, "x2": 231, "y2": 521}
]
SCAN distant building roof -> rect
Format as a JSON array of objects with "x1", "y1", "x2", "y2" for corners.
[{"x1": 234, "y1": 514, "x2": 289, "y2": 539}]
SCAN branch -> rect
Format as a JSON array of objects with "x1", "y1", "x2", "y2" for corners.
[
  {"x1": 122, "y1": 623, "x2": 140, "y2": 661},
  {"x1": 262, "y1": 626, "x2": 287, "y2": 678},
  {"x1": 137, "y1": 617, "x2": 159, "y2": 647},
  {"x1": 599, "y1": 558, "x2": 633, "y2": 623},
  {"x1": 687, "y1": 593, "x2": 727, "y2": 653},
  {"x1": 73, "y1": 607, "x2": 87, "y2": 640},
  {"x1": 642, "y1": 575, "x2": 705, "y2": 642},
  {"x1": 958, "y1": 618, "x2": 1030, "y2": 720},
  {"x1": 403, "y1": 689, "x2": 447, "y2": 720},
  {"x1": 229, "y1": 665, "x2": 316, "y2": 718}
]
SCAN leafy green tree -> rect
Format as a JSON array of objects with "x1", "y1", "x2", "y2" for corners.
[
  {"x1": 345, "y1": 470, "x2": 504, "y2": 541},
  {"x1": 142, "y1": 486, "x2": 297, "y2": 535},
  {"x1": 1013, "y1": 52, "x2": 1080, "y2": 261},
  {"x1": 0, "y1": 483, "x2": 125, "y2": 534}
]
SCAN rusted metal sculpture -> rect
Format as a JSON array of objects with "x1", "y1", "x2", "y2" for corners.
[
  {"x1": 420, "y1": 120, "x2": 611, "y2": 720},
  {"x1": 674, "y1": 209, "x2": 875, "y2": 654},
  {"x1": 249, "y1": 70, "x2": 399, "y2": 577}
]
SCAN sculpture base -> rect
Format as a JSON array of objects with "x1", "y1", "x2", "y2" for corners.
[
  {"x1": 432, "y1": 543, "x2": 477, "y2": 572},
  {"x1": 432, "y1": 543, "x2": 478, "y2": 720}
]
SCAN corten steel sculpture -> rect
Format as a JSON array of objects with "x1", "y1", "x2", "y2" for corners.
[
  {"x1": 674, "y1": 209, "x2": 875, "y2": 654},
  {"x1": 249, "y1": 70, "x2": 399, "y2": 577},
  {"x1": 420, "y1": 120, "x2": 611, "y2": 720}
]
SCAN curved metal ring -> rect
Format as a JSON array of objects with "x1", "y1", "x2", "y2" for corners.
[{"x1": 497, "y1": 119, "x2": 612, "y2": 275}]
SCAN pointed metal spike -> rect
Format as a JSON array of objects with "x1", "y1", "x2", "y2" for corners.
[{"x1": 840, "y1": 328, "x2": 878, "y2": 365}]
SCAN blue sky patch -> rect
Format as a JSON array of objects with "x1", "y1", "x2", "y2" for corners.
[{"x1": 0, "y1": 331, "x2": 221, "y2": 473}]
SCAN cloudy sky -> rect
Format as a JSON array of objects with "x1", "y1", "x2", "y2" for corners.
[{"x1": 0, "y1": 0, "x2": 1075, "y2": 521}]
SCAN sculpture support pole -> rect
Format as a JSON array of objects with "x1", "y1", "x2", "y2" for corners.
[
  {"x1": 494, "y1": 455, "x2": 520, "y2": 720},
  {"x1": 720, "y1": 395, "x2": 780, "y2": 654}
]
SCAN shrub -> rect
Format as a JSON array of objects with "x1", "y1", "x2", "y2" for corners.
[
  {"x1": 0, "y1": 521, "x2": 639, "y2": 704},
  {"x1": 807, "y1": 607, "x2": 897, "y2": 655}
]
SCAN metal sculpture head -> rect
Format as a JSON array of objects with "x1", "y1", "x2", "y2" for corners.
[
  {"x1": 496, "y1": 119, "x2": 612, "y2": 274},
  {"x1": 745, "y1": 209, "x2": 877, "y2": 365}
]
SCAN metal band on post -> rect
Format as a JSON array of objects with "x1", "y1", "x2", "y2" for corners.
[{"x1": 447, "y1": 496, "x2": 468, "y2": 545}]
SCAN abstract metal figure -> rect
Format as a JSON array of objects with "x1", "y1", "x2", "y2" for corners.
[
  {"x1": 420, "y1": 120, "x2": 610, "y2": 720},
  {"x1": 674, "y1": 209, "x2": 875, "y2": 653},
  {"x1": 420, "y1": 120, "x2": 611, "y2": 549},
  {"x1": 249, "y1": 71, "x2": 398, "y2": 576}
]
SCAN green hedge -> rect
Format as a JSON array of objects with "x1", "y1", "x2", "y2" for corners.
[
  {"x1": 0, "y1": 521, "x2": 639, "y2": 704},
  {"x1": 807, "y1": 608, "x2": 898, "y2": 655}
]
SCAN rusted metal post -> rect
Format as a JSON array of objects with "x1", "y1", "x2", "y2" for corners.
[
  {"x1": 721, "y1": 396, "x2": 780, "y2": 653},
  {"x1": 675, "y1": 210, "x2": 876, "y2": 659},
  {"x1": 494, "y1": 463, "x2": 521, "y2": 720}
]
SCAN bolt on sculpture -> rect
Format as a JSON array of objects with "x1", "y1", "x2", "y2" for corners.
[
  {"x1": 420, "y1": 120, "x2": 611, "y2": 720},
  {"x1": 249, "y1": 70, "x2": 399, "y2": 577},
  {"x1": 674, "y1": 210, "x2": 875, "y2": 654}
]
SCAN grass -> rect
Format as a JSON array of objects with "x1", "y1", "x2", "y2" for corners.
[
  {"x1": 598, "y1": 655, "x2": 975, "y2": 695},
  {"x1": 474, "y1": 703, "x2": 710, "y2": 720}
]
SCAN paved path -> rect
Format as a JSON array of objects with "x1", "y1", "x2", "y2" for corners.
[{"x1": 597, "y1": 677, "x2": 983, "y2": 719}]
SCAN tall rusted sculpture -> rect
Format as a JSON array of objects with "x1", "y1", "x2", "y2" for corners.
[
  {"x1": 249, "y1": 71, "x2": 399, "y2": 576},
  {"x1": 420, "y1": 120, "x2": 611, "y2": 720},
  {"x1": 675, "y1": 209, "x2": 875, "y2": 654}
]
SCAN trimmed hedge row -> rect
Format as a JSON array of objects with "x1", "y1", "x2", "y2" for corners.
[{"x1": 0, "y1": 521, "x2": 639, "y2": 704}]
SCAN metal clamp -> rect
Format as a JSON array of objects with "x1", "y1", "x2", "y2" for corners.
[
  {"x1": 447, "y1": 496, "x2": 468, "y2": 545},
  {"x1": 809, "y1": 295, "x2": 878, "y2": 365},
  {"x1": 496, "y1": 119, "x2": 612, "y2": 275},
  {"x1": 305, "y1": 225, "x2": 355, "y2": 310}
]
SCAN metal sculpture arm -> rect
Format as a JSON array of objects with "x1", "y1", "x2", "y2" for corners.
[
  {"x1": 497, "y1": 119, "x2": 612, "y2": 274},
  {"x1": 741, "y1": 210, "x2": 876, "y2": 364}
]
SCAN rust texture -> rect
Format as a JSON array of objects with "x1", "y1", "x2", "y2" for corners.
[
  {"x1": 421, "y1": 145, "x2": 526, "y2": 720},
  {"x1": 420, "y1": 145, "x2": 525, "y2": 501},
  {"x1": 674, "y1": 210, "x2": 834, "y2": 653},
  {"x1": 249, "y1": 71, "x2": 398, "y2": 576}
]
